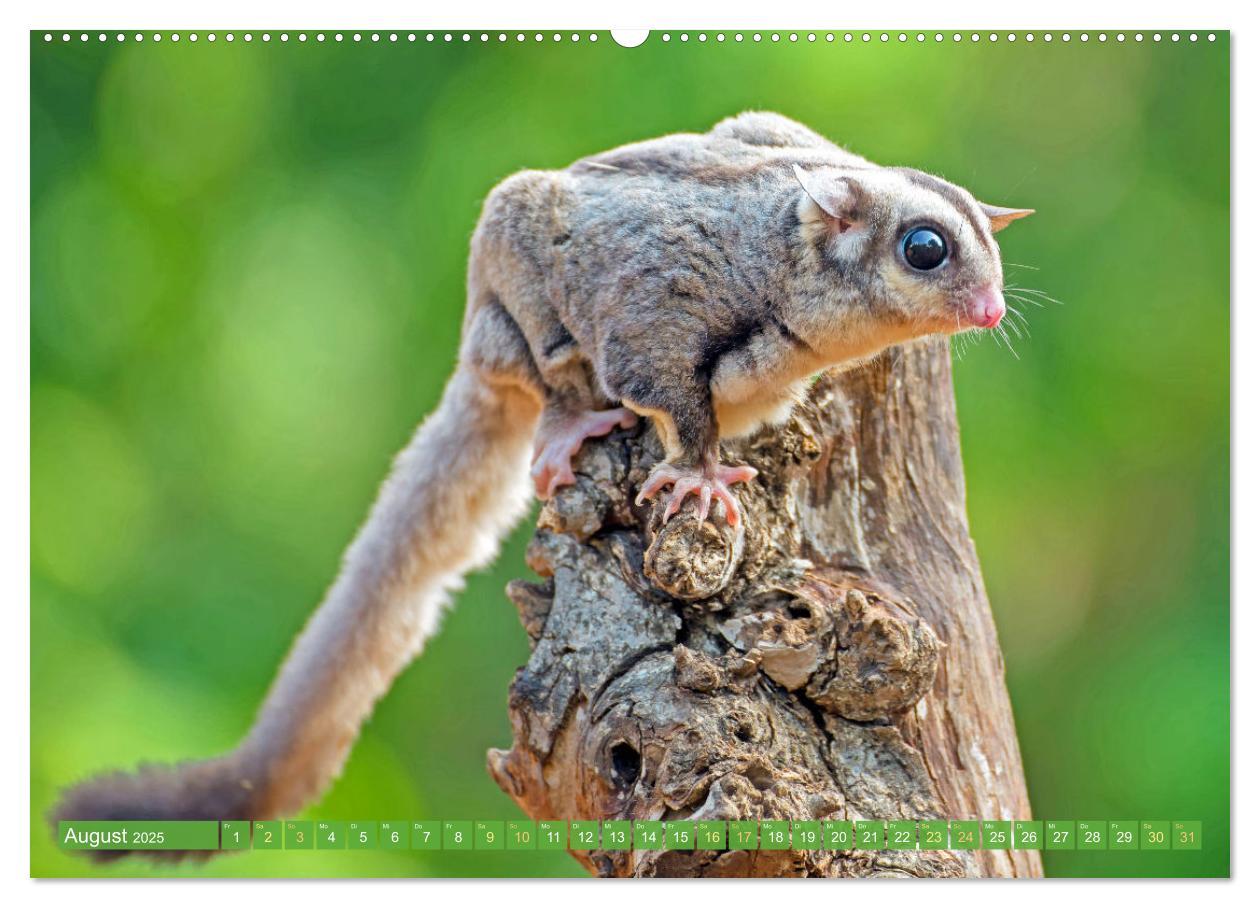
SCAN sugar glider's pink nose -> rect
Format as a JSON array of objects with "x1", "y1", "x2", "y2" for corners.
[{"x1": 968, "y1": 285, "x2": 1006, "y2": 329}]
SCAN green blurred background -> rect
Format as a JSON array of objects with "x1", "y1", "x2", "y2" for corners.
[{"x1": 30, "y1": 31, "x2": 1229, "y2": 878}]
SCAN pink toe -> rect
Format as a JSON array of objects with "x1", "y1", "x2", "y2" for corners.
[
  {"x1": 530, "y1": 464, "x2": 549, "y2": 498},
  {"x1": 697, "y1": 485, "x2": 713, "y2": 522},
  {"x1": 721, "y1": 465, "x2": 758, "y2": 485},
  {"x1": 637, "y1": 467, "x2": 679, "y2": 504},
  {"x1": 666, "y1": 478, "x2": 701, "y2": 516},
  {"x1": 546, "y1": 468, "x2": 574, "y2": 499},
  {"x1": 705, "y1": 482, "x2": 741, "y2": 526},
  {"x1": 637, "y1": 478, "x2": 663, "y2": 504}
]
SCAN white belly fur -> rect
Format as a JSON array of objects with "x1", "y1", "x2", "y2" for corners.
[
  {"x1": 714, "y1": 378, "x2": 812, "y2": 439},
  {"x1": 710, "y1": 336, "x2": 827, "y2": 439}
]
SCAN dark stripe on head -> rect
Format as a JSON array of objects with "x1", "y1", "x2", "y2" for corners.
[{"x1": 892, "y1": 167, "x2": 993, "y2": 249}]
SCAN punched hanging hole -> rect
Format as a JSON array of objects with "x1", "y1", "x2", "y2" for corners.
[{"x1": 611, "y1": 29, "x2": 650, "y2": 48}]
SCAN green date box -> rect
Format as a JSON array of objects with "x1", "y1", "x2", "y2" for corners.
[
  {"x1": 1109, "y1": 821, "x2": 1139, "y2": 851},
  {"x1": 1172, "y1": 821, "x2": 1202, "y2": 851},
  {"x1": 633, "y1": 820, "x2": 663, "y2": 850},
  {"x1": 443, "y1": 820, "x2": 473, "y2": 851},
  {"x1": 1045, "y1": 820, "x2": 1075, "y2": 850},
  {"x1": 1014, "y1": 820, "x2": 1044, "y2": 850},
  {"x1": 410, "y1": 820, "x2": 441, "y2": 850},
  {"x1": 823, "y1": 820, "x2": 854, "y2": 850},
  {"x1": 506, "y1": 820, "x2": 536, "y2": 850},
  {"x1": 284, "y1": 820, "x2": 312, "y2": 850},
  {"x1": 761, "y1": 820, "x2": 790, "y2": 850},
  {"x1": 569, "y1": 820, "x2": 599, "y2": 851},
  {"x1": 315, "y1": 821, "x2": 346, "y2": 850},
  {"x1": 888, "y1": 820, "x2": 917, "y2": 850},
  {"x1": 919, "y1": 820, "x2": 949, "y2": 850},
  {"x1": 348, "y1": 821, "x2": 378, "y2": 850},
  {"x1": 793, "y1": 821, "x2": 822, "y2": 850},
  {"x1": 728, "y1": 820, "x2": 758, "y2": 851},
  {"x1": 855, "y1": 820, "x2": 886, "y2": 849},
  {"x1": 380, "y1": 821, "x2": 409, "y2": 850},
  {"x1": 475, "y1": 821, "x2": 505, "y2": 850},
  {"x1": 538, "y1": 820, "x2": 568, "y2": 851},
  {"x1": 252, "y1": 820, "x2": 281, "y2": 850},
  {"x1": 1141, "y1": 821, "x2": 1170, "y2": 850},
  {"x1": 665, "y1": 821, "x2": 695, "y2": 850},
  {"x1": 950, "y1": 820, "x2": 979, "y2": 850},
  {"x1": 697, "y1": 821, "x2": 727, "y2": 850},
  {"x1": 982, "y1": 820, "x2": 1011, "y2": 850},
  {"x1": 220, "y1": 821, "x2": 250, "y2": 850},
  {"x1": 603, "y1": 820, "x2": 632, "y2": 851},
  {"x1": 1077, "y1": 820, "x2": 1107, "y2": 851}
]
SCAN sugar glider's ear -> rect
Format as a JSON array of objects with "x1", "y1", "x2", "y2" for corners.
[
  {"x1": 980, "y1": 202, "x2": 1035, "y2": 233},
  {"x1": 793, "y1": 164, "x2": 862, "y2": 232}
]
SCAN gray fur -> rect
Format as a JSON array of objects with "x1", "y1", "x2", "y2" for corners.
[{"x1": 468, "y1": 110, "x2": 1028, "y2": 460}]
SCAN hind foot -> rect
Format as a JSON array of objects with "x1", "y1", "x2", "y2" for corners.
[
  {"x1": 635, "y1": 461, "x2": 758, "y2": 528},
  {"x1": 531, "y1": 407, "x2": 638, "y2": 499}
]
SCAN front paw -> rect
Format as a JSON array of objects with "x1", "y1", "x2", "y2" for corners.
[{"x1": 635, "y1": 461, "x2": 758, "y2": 527}]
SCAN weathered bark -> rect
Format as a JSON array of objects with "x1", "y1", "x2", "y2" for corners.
[{"x1": 487, "y1": 337, "x2": 1042, "y2": 878}]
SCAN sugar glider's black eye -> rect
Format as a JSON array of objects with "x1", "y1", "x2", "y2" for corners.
[{"x1": 902, "y1": 228, "x2": 948, "y2": 270}]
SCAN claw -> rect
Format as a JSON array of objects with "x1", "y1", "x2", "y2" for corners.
[
  {"x1": 531, "y1": 407, "x2": 638, "y2": 500},
  {"x1": 636, "y1": 460, "x2": 758, "y2": 528}
]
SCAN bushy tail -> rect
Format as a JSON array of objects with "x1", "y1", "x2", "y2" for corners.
[{"x1": 52, "y1": 366, "x2": 539, "y2": 859}]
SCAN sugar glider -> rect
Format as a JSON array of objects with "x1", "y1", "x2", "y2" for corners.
[{"x1": 53, "y1": 112, "x2": 1032, "y2": 846}]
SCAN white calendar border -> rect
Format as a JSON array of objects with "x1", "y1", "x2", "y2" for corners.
[{"x1": 3, "y1": 0, "x2": 1249, "y2": 904}]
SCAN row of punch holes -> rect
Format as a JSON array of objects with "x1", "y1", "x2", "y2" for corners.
[{"x1": 43, "y1": 31, "x2": 1218, "y2": 46}]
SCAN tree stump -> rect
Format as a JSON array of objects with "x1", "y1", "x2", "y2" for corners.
[{"x1": 487, "y1": 337, "x2": 1042, "y2": 878}]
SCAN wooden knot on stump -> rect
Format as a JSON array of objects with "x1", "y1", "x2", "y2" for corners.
[
  {"x1": 642, "y1": 502, "x2": 745, "y2": 602},
  {"x1": 718, "y1": 577, "x2": 941, "y2": 722}
]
